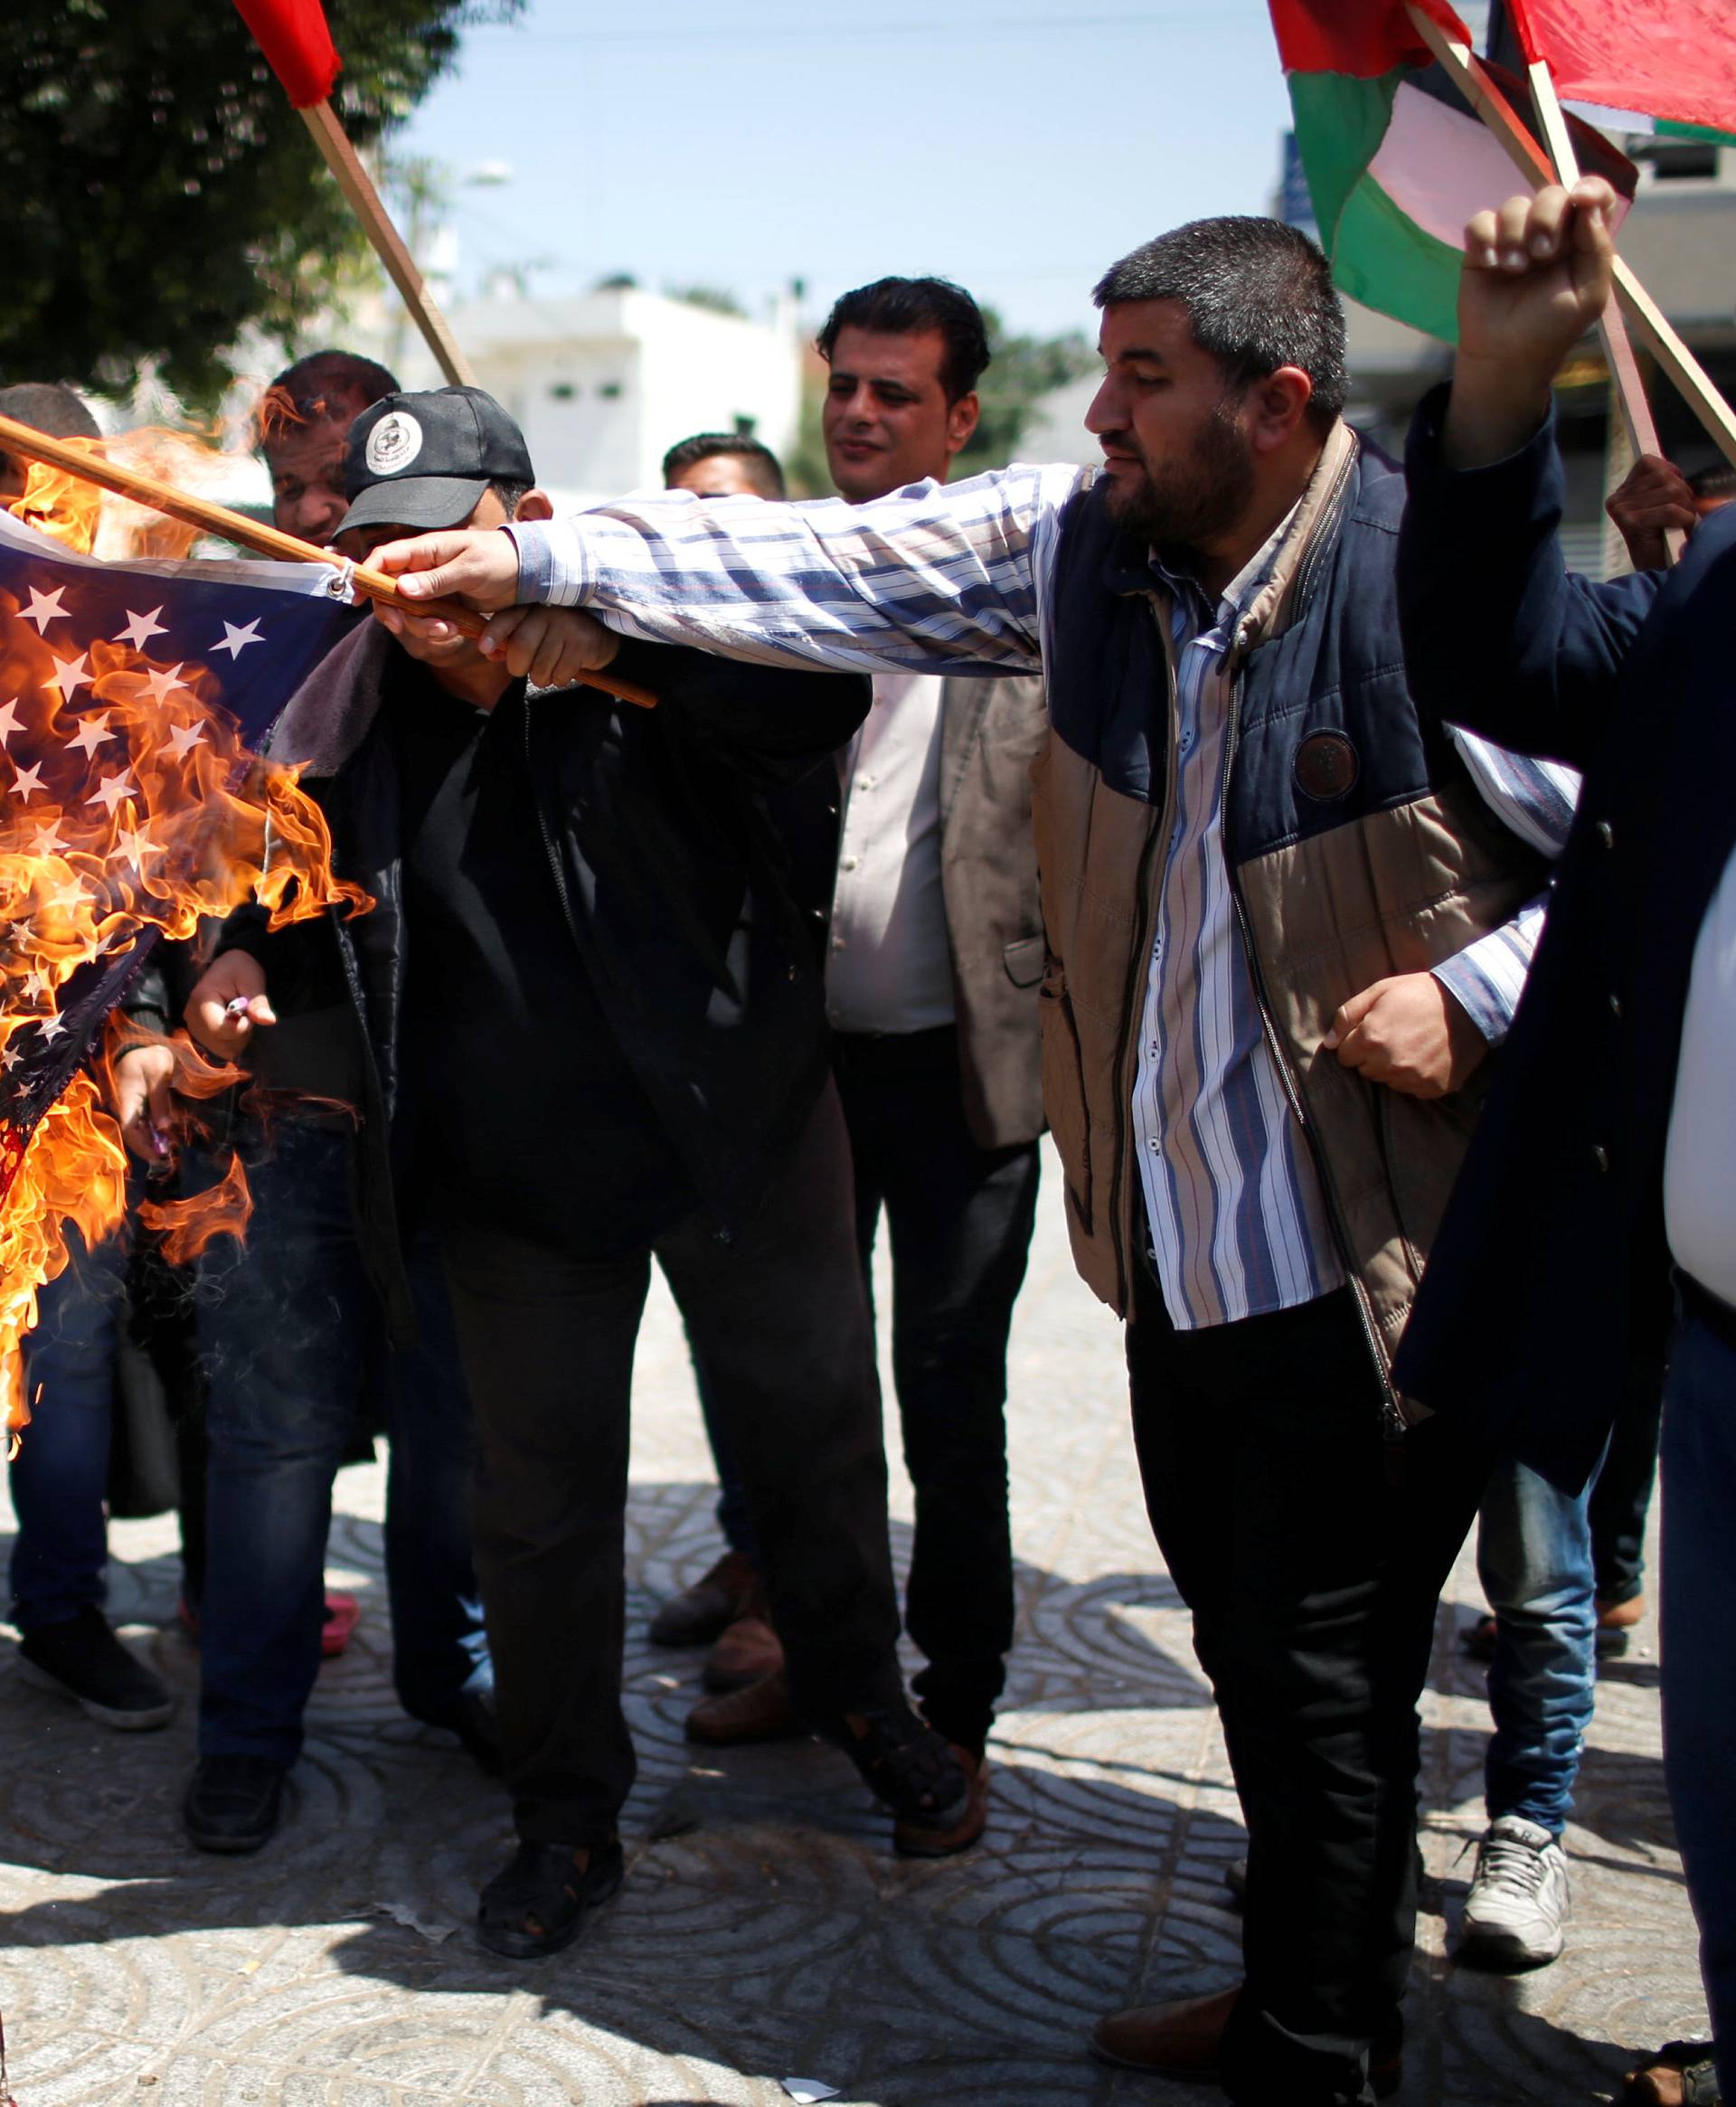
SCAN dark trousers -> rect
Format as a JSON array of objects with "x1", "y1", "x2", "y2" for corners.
[
  {"x1": 831, "y1": 1025, "x2": 1040, "y2": 1753},
  {"x1": 11, "y1": 1222, "x2": 127, "y2": 1632},
  {"x1": 1587, "y1": 1349, "x2": 1665, "y2": 1607},
  {"x1": 439, "y1": 1082, "x2": 901, "y2": 1847},
  {"x1": 194, "y1": 1125, "x2": 491, "y2": 1763},
  {"x1": 1659, "y1": 1295, "x2": 1736, "y2": 2101},
  {"x1": 1127, "y1": 1275, "x2": 1491, "y2": 2107}
]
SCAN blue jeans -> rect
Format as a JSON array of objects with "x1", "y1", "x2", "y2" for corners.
[
  {"x1": 1476, "y1": 1456, "x2": 1599, "y2": 1837},
  {"x1": 193, "y1": 1123, "x2": 489, "y2": 1763},
  {"x1": 9, "y1": 1223, "x2": 128, "y2": 1632},
  {"x1": 1659, "y1": 1295, "x2": 1736, "y2": 2097}
]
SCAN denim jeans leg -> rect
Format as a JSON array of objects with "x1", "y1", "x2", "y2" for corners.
[
  {"x1": 194, "y1": 1127, "x2": 366, "y2": 1764},
  {"x1": 1476, "y1": 1456, "x2": 1599, "y2": 1836},
  {"x1": 10, "y1": 1224, "x2": 128, "y2": 1633},
  {"x1": 383, "y1": 1226, "x2": 492, "y2": 1726},
  {"x1": 1659, "y1": 1305, "x2": 1736, "y2": 2102},
  {"x1": 1588, "y1": 1351, "x2": 1665, "y2": 1608}
]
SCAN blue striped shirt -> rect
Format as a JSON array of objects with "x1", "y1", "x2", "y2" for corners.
[
  {"x1": 508, "y1": 465, "x2": 1577, "y2": 1325},
  {"x1": 1133, "y1": 540, "x2": 1578, "y2": 1328}
]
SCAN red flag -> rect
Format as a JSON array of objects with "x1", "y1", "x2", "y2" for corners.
[
  {"x1": 1268, "y1": 0, "x2": 1474, "y2": 80},
  {"x1": 234, "y1": 0, "x2": 342, "y2": 109},
  {"x1": 1508, "y1": 0, "x2": 1736, "y2": 137}
]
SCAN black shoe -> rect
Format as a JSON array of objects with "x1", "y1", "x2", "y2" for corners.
[
  {"x1": 17, "y1": 1606, "x2": 175, "y2": 1730},
  {"x1": 824, "y1": 1702, "x2": 970, "y2": 1832},
  {"x1": 183, "y1": 1754, "x2": 288, "y2": 1854},
  {"x1": 476, "y1": 1838, "x2": 625, "y2": 1960}
]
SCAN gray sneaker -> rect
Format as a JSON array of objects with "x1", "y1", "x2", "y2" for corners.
[{"x1": 1458, "y1": 1814, "x2": 1570, "y2": 1969}]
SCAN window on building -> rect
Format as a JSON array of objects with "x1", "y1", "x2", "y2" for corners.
[
  {"x1": 599, "y1": 382, "x2": 624, "y2": 400},
  {"x1": 550, "y1": 382, "x2": 578, "y2": 402},
  {"x1": 1634, "y1": 138, "x2": 1720, "y2": 183},
  {"x1": 732, "y1": 413, "x2": 758, "y2": 438}
]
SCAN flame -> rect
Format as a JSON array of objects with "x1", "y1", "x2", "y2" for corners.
[
  {"x1": 0, "y1": 1072, "x2": 127, "y2": 1451},
  {"x1": 7, "y1": 425, "x2": 272, "y2": 565},
  {"x1": 138, "y1": 1145, "x2": 254, "y2": 1268},
  {"x1": 99, "y1": 1022, "x2": 259, "y2": 1269},
  {"x1": 253, "y1": 382, "x2": 354, "y2": 449},
  {"x1": 0, "y1": 517, "x2": 370, "y2": 1430},
  {"x1": 9, "y1": 440, "x2": 104, "y2": 557},
  {"x1": 95, "y1": 426, "x2": 257, "y2": 563}
]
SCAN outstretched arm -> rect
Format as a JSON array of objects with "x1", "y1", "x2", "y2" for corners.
[{"x1": 367, "y1": 464, "x2": 1086, "y2": 680}]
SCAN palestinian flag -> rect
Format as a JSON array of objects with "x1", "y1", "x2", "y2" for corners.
[
  {"x1": 1271, "y1": 0, "x2": 1636, "y2": 343},
  {"x1": 1508, "y1": 0, "x2": 1736, "y2": 142}
]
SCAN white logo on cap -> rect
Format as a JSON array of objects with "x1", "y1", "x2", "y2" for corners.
[{"x1": 365, "y1": 411, "x2": 423, "y2": 477}]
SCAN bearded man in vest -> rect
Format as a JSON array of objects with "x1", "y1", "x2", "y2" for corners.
[{"x1": 364, "y1": 214, "x2": 1570, "y2": 2107}]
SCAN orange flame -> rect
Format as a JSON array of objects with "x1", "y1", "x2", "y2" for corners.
[
  {"x1": 0, "y1": 499, "x2": 370, "y2": 1430},
  {"x1": 139, "y1": 1147, "x2": 254, "y2": 1268},
  {"x1": 9, "y1": 441, "x2": 104, "y2": 557},
  {"x1": 95, "y1": 426, "x2": 259, "y2": 564},
  {"x1": 7, "y1": 426, "x2": 273, "y2": 566}
]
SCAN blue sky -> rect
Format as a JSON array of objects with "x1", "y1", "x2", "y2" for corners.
[{"x1": 397, "y1": 0, "x2": 1297, "y2": 340}]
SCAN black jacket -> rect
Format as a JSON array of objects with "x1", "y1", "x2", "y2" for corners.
[
  {"x1": 1392, "y1": 387, "x2": 1734, "y2": 1490},
  {"x1": 219, "y1": 619, "x2": 870, "y2": 1332}
]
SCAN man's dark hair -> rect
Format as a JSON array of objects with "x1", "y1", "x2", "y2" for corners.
[
  {"x1": 1688, "y1": 460, "x2": 1736, "y2": 505},
  {"x1": 816, "y1": 277, "x2": 991, "y2": 405},
  {"x1": 0, "y1": 383, "x2": 101, "y2": 442},
  {"x1": 257, "y1": 349, "x2": 399, "y2": 453},
  {"x1": 661, "y1": 431, "x2": 787, "y2": 498},
  {"x1": 1093, "y1": 217, "x2": 1350, "y2": 434},
  {"x1": 488, "y1": 478, "x2": 535, "y2": 518}
]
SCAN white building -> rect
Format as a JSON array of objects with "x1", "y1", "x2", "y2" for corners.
[{"x1": 392, "y1": 284, "x2": 804, "y2": 505}]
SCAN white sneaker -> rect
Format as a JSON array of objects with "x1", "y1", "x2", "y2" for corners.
[{"x1": 1458, "y1": 1815, "x2": 1570, "y2": 1969}]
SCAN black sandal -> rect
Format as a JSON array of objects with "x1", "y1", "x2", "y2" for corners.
[
  {"x1": 1626, "y1": 2040, "x2": 1722, "y2": 2106},
  {"x1": 476, "y1": 1838, "x2": 624, "y2": 1960},
  {"x1": 826, "y1": 1705, "x2": 969, "y2": 1830}
]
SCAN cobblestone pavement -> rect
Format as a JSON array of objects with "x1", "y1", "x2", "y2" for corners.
[{"x1": 0, "y1": 1148, "x2": 1709, "y2": 2106}]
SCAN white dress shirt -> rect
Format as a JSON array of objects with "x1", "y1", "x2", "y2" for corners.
[
  {"x1": 825, "y1": 670, "x2": 956, "y2": 1035},
  {"x1": 1665, "y1": 843, "x2": 1736, "y2": 1307}
]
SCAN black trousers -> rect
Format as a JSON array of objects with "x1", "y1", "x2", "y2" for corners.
[
  {"x1": 832, "y1": 1025, "x2": 1041, "y2": 1753},
  {"x1": 439, "y1": 1082, "x2": 901, "y2": 1845},
  {"x1": 1127, "y1": 1273, "x2": 1491, "y2": 2107}
]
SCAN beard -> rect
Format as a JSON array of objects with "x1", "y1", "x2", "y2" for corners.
[{"x1": 1100, "y1": 392, "x2": 1256, "y2": 565}]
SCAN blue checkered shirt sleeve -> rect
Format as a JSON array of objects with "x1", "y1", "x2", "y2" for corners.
[{"x1": 505, "y1": 462, "x2": 1089, "y2": 677}]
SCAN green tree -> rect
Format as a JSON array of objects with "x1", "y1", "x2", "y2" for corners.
[
  {"x1": 1, "y1": 0, "x2": 517, "y2": 407},
  {"x1": 958, "y1": 310, "x2": 1095, "y2": 471},
  {"x1": 666, "y1": 285, "x2": 750, "y2": 320}
]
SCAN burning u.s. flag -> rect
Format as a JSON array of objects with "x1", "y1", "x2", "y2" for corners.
[{"x1": 0, "y1": 495, "x2": 363, "y2": 1429}]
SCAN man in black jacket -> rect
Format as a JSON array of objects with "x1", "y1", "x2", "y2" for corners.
[
  {"x1": 186, "y1": 387, "x2": 967, "y2": 1958},
  {"x1": 1392, "y1": 179, "x2": 1735, "y2": 2098}
]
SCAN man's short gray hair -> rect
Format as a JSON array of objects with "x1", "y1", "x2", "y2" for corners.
[{"x1": 1093, "y1": 216, "x2": 1349, "y2": 433}]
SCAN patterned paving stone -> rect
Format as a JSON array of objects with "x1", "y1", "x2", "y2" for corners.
[{"x1": 0, "y1": 1144, "x2": 1708, "y2": 2104}]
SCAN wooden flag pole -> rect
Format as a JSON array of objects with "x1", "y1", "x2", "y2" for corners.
[
  {"x1": 1403, "y1": 3, "x2": 1736, "y2": 474},
  {"x1": 298, "y1": 99, "x2": 476, "y2": 390},
  {"x1": 1522, "y1": 52, "x2": 1685, "y2": 562},
  {"x1": 1525, "y1": 60, "x2": 1665, "y2": 456},
  {"x1": 0, "y1": 413, "x2": 657, "y2": 711}
]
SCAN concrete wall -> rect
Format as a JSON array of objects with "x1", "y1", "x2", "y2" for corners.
[{"x1": 445, "y1": 288, "x2": 801, "y2": 500}]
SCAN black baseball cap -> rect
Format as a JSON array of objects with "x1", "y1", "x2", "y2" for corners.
[{"x1": 337, "y1": 385, "x2": 535, "y2": 535}]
